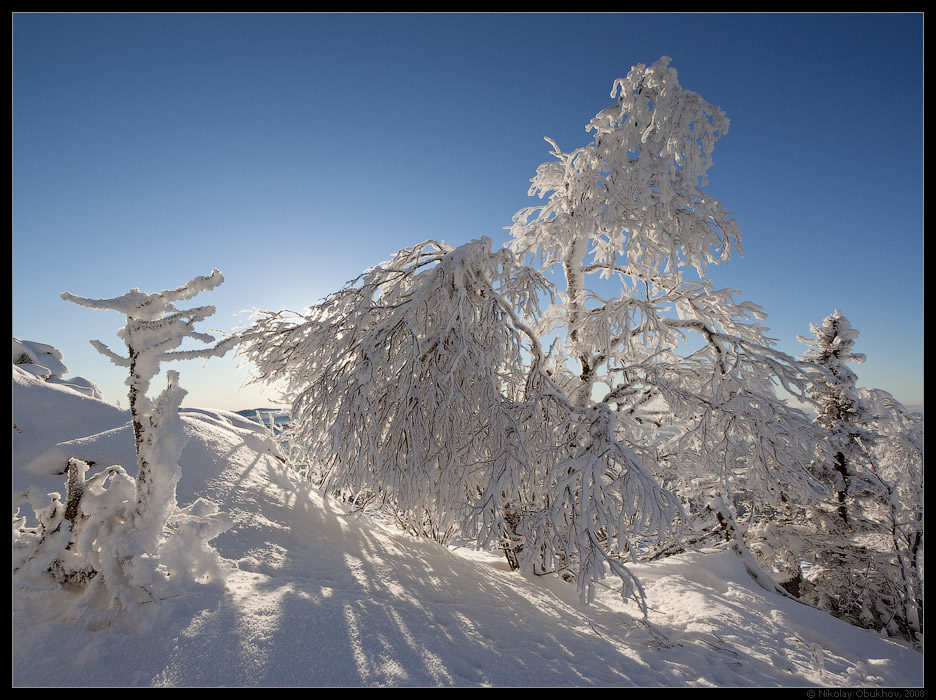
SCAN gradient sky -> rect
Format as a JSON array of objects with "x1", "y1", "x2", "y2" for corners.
[{"x1": 12, "y1": 13, "x2": 924, "y2": 412}]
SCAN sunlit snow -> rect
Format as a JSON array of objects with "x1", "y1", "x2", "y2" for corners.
[{"x1": 12, "y1": 344, "x2": 922, "y2": 687}]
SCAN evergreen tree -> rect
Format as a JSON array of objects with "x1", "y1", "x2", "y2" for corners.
[
  {"x1": 749, "y1": 311, "x2": 923, "y2": 644},
  {"x1": 798, "y1": 309, "x2": 869, "y2": 525}
]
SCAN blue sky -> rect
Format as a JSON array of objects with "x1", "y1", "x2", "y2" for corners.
[{"x1": 13, "y1": 13, "x2": 923, "y2": 411}]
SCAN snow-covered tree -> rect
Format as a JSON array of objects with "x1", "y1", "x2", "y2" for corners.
[
  {"x1": 61, "y1": 270, "x2": 236, "y2": 550},
  {"x1": 796, "y1": 314, "x2": 922, "y2": 643},
  {"x1": 744, "y1": 311, "x2": 869, "y2": 609},
  {"x1": 797, "y1": 309, "x2": 870, "y2": 526},
  {"x1": 13, "y1": 272, "x2": 235, "y2": 624},
  {"x1": 239, "y1": 238, "x2": 681, "y2": 604},
  {"x1": 507, "y1": 57, "x2": 827, "y2": 550}
]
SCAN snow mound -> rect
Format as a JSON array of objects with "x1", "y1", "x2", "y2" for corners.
[
  {"x1": 14, "y1": 337, "x2": 104, "y2": 400},
  {"x1": 13, "y1": 363, "x2": 127, "y2": 475}
]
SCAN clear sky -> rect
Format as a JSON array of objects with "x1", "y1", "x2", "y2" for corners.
[{"x1": 13, "y1": 13, "x2": 923, "y2": 412}]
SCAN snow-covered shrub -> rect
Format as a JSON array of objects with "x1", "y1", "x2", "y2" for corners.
[
  {"x1": 13, "y1": 459, "x2": 145, "y2": 611},
  {"x1": 12, "y1": 272, "x2": 235, "y2": 626}
]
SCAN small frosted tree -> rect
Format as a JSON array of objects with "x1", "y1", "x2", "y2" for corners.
[
  {"x1": 797, "y1": 309, "x2": 869, "y2": 525},
  {"x1": 239, "y1": 238, "x2": 681, "y2": 604},
  {"x1": 750, "y1": 312, "x2": 922, "y2": 643},
  {"x1": 13, "y1": 271, "x2": 234, "y2": 622},
  {"x1": 61, "y1": 270, "x2": 236, "y2": 548}
]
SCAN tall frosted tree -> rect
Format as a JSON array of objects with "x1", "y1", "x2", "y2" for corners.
[{"x1": 508, "y1": 57, "x2": 825, "y2": 533}]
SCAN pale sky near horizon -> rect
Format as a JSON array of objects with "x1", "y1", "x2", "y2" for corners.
[{"x1": 13, "y1": 13, "x2": 923, "y2": 411}]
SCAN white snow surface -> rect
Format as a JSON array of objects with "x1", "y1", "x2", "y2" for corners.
[{"x1": 12, "y1": 351, "x2": 923, "y2": 687}]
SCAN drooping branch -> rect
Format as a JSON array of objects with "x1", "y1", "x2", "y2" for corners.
[{"x1": 239, "y1": 238, "x2": 682, "y2": 605}]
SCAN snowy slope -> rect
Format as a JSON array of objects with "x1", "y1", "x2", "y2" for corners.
[{"x1": 12, "y1": 349, "x2": 923, "y2": 687}]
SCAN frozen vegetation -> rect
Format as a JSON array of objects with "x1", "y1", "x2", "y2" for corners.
[{"x1": 13, "y1": 58, "x2": 923, "y2": 686}]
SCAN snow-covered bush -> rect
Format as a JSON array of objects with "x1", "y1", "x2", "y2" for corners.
[{"x1": 13, "y1": 272, "x2": 235, "y2": 626}]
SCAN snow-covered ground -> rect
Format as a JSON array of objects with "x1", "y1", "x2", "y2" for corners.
[{"x1": 12, "y1": 345, "x2": 923, "y2": 687}]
